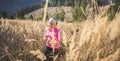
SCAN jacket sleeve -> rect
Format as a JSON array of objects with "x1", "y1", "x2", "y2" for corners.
[{"x1": 56, "y1": 30, "x2": 62, "y2": 46}]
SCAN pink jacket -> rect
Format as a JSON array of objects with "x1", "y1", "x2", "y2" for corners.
[{"x1": 45, "y1": 27, "x2": 62, "y2": 49}]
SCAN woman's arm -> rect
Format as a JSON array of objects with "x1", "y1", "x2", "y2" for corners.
[
  {"x1": 55, "y1": 30, "x2": 62, "y2": 48},
  {"x1": 58, "y1": 30, "x2": 62, "y2": 44}
]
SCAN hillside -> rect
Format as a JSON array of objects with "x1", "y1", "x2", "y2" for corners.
[
  {"x1": 24, "y1": 5, "x2": 110, "y2": 21},
  {"x1": 24, "y1": 7, "x2": 72, "y2": 21}
]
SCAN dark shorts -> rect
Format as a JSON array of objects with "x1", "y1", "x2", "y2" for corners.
[{"x1": 44, "y1": 46, "x2": 59, "y2": 61}]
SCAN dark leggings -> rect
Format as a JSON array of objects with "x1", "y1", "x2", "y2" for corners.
[{"x1": 44, "y1": 46, "x2": 59, "y2": 61}]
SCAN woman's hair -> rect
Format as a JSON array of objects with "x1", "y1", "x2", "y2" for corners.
[{"x1": 48, "y1": 18, "x2": 56, "y2": 25}]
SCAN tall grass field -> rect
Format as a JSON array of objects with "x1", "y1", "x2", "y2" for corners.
[{"x1": 0, "y1": 12, "x2": 120, "y2": 61}]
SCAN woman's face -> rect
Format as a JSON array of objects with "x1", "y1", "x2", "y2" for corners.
[{"x1": 49, "y1": 22, "x2": 55, "y2": 28}]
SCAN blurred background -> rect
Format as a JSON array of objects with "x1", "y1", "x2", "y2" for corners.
[{"x1": 0, "y1": 0, "x2": 119, "y2": 21}]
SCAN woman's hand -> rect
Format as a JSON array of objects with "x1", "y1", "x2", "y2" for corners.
[
  {"x1": 42, "y1": 37, "x2": 47, "y2": 41},
  {"x1": 42, "y1": 37, "x2": 51, "y2": 44}
]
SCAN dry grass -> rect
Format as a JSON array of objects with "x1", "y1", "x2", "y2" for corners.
[
  {"x1": 30, "y1": 49, "x2": 46, "y2": 61},
  {"x1": 0, "y1": 13, "x2": 120, "y2": 61}
]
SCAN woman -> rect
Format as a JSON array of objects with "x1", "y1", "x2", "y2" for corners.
[{"x1": 42, "y1": 18, "x2": 62, "y2": 61}]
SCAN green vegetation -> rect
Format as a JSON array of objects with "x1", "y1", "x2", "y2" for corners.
[
  {"x1": 71, "y1": 0, "x2": 87, "y2": 22},
  {"x1": 1, "y1": 11, "x2": 7, "y2": 18},
  {"x1": 0, "y1": 10, "x2": 15, "y2": 19},
  {"x1": 108, "y1": 0, "x2": 120, "y2": 20},
  {"x1": 49, "y1": 0, "x2": 74, "y2": 7},
  {"x1": 53, "y1": 9, "x2": 65, "y2": 21},
  {"x1": 59, "y1": 9, "x2": 65, "y2": 21},
  {"x1": 16, "y1": 10, "x2": 25, "y2": 19}
]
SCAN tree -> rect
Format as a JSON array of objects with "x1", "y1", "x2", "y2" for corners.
[
  {"x1": 16, "y1": 10, "x2": 24, "y2": 19},
  {"x1": 49, "y1": 0, "x2": 57, "y2": 6},
  {"x1": 49, "y1": 0, "x2": 74, "y2": 7},
  {"x1": 67, "y1": 0, "x2": 74, "y2": 6},
  {"x1": 53, "y1": 12, "x2": 59, "y2": 20},
  {"x1": 59, "y1": 9, "x2": 65, "y2": 21},
  {"x1": 71, "y1": 0, "x2": 87, "y2": 22},
  {"x1": 2, "y1": 11, "x2": 7, "y2": 18},
  {"x1": 8, "y1": 14, "x2": 14, "y2": 19}
]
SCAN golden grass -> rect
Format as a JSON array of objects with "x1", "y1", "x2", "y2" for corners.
[
  {"x1": 0, "y1": 13, "x2": 120, "y2": 61},
  {"x1": 30, "y1": 49, "x2": 46, "y2": 61}
]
